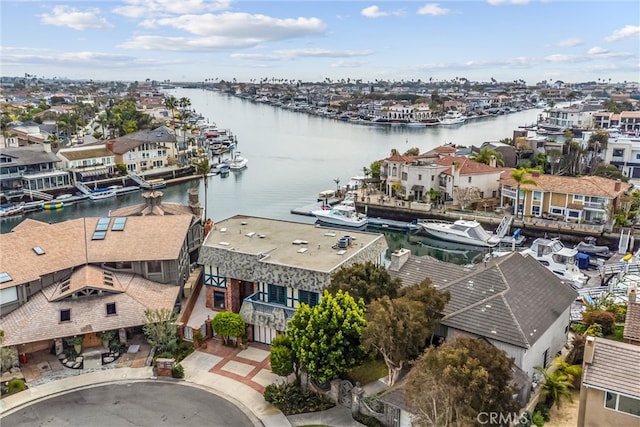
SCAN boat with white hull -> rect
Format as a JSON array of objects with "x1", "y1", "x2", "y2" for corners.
[
  {"x1": 439, "y1": 111, "x2": 467, "y2": 125},
  {"x1": 312, "y1": 199, "x2": 367, "y2": 230},
  {"x1": 417, "y1": 219, "x2": 501, "y2": 247},
  {"x1": 229, "y1": 152, "x2": 248, "y2": 170},
  {"x1": 88, "y1": 188, "x2": 116, "y2": 201},
  {"x1": 521, "y1": 238, "x2": 587, "y2": 288}
]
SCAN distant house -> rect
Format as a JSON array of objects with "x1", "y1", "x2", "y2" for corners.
[
  {"x1": 0, "y1": 145, "x2": 72, "y2": 201},
  {"x1": 577, "y1": 337, "x2": 640, "y2": 426},
  {"x1": 499, "y1": 170, "x2": 631, "y2": 223},
  {"x1": 197, "y1": 215, "x2": 388, "y2": 344},
  {"x1": 108, "y1": 126, "x2": 176, "y2": 173},
  {"x1": 57, "y1": 144, "x2": 116, "y2": 182},
  {"x1": 603, "y1": 135, "x2": 640, "y2": 183},
  {"x1": 388, "y1": 250, "x2": 577, "y2": 384}
]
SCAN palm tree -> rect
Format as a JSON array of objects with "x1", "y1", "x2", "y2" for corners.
[
  {"x1": 535, "y1": 366, "x2": 574, "y2": 409},
  {"x1": 164, "y1": 95, "x2": 177, "y2": 129},
  {"x1": 511, "y1": 168, "x2": 537, "y2": 218},
  {"x1": 469, "y1": 147, "x2": 504, "y2": 166},
  {"x1": 333, "y1": 178, "x2": 340, "y2": 195}
]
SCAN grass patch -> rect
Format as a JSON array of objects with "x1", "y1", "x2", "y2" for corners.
[
  {"x1": 345, "y1": 358, "x2": 388, "y2": 386},
  {"x1": 605, "y1": 324, "x2": 624, "y2": 342}
]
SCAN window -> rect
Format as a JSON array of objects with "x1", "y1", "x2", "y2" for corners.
[
  {"x1": 147, "y1": 261, "x2": 162, "y2": 273},
  {"x1": 468, "y1": 176, "x2": 472, "y2": 183},
  {"x1": 418, "y1": 174, "x2": 422, "y2": 181},
  {"x1": 550, "y1": 207, "x2": 564, "y2": 215},
  {"x1": 431, "y1": 175, "x2": 434, "y2": 181},
  {"x1": 268, "y1": 284, "x2": 286, "y2": 305},
  {"x1": 573, "y1": 195, "x2": 584, "y2": 203},
  {"x1": 532, "y1": 191, "x2": 542, "y2": 202},
  {"x1": 568, "y1": 210, "x2": 580, "y2": 219},
  {"x1": 60, "y1": 309, "x2": 71, "y2": 322},
  {"x1": 531, "y1": 205, "x2": 541, "y2": 216},
  {"x1": 298, "y1": 290, "x2": 319, "y2": 307},
  {"x1": 106, "y1": 303, "x2": 117, "y2": 315},
  {"x1": 213, "y1": 291, "x2": 225, "y2": 309},
  {"x1": 401, "y1": 172, "x2": 408, "y2": 180},
  {"x1": 636, "y1": 153, "x2": 640, "y2": 160},
  {"x1": 604, "y1": 391, "x2": 640, "y2": 416},
  {"x1": 612, "y1": 148, "x2": 624, "y2": 157}
]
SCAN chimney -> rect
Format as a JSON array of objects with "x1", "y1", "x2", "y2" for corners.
[
  {"x1": 629, "y1": 287, "x2": 637, "y2": 304},
  {"x1": 531, "y1": 170, "x2": 540, "y2": 178},
  {"x1": 106, "y1": 139, "x2": 115, "y2": 152},
  {"x1": 489, "y1": 155, "x2": 497, "y2": 168},
  {"x1": 614, "y1": 179, "x2": 622, "y2": 191},
  {"x1": 583, "y1": 336, "x2": 596, "y2": 364},
  {"x1": 389, "y1": 248, "x2": 411, "y2": 272}
]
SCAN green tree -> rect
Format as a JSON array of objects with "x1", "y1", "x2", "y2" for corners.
[
  {"x1": 535, "y1": 366, "x2": 574, "y2": 409},
  {"x1": 142, "y1": 308, "x2": 178, "y2": 354},
  {"x1": 586, "y1": 131, "x2": 609, "y2": 171},
  {"x1": 326, "y1": 261, "x2": 401, "y2": 305},
  {"x1": 403, "y1": 147, "x2": 420, "y2": 156},
  {"x1": 591, "y1": 164, "x2": 628, "y2": 181},
  {"x1": 164, "y1": 95, "x2": 177, "y2": 129},
  {"x1": 269, "y1": 334, "x2": 301, "y2": 384},
  {"x1": 470, "y1": 147, "x2": 504, "y2": 166},
  {"x1": 369, "y1": 160, "x2": 381, "y2": 178},
  {"x1": 211, "y1": 312, "x2": 245, "y2": 345},
  {"x1": 406, "y1": 337, "x2": 520, "y2": 426},
  {"x1": 288, "y1": 290, "x2": 366, "y2": 383},
  {"x1": 511, "y1": 168, "x2": 537, "y2": 218}
]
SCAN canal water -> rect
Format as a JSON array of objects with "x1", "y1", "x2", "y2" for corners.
[{"x1": 2, "y1": 89, "x2": 542, "y2": 263}]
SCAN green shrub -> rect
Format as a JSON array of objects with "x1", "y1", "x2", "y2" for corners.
[
  {"x1": 534, "y1": 402, "x2": 550, "y2": 422},
  {"x1": 570, "y1": 323, "x2": 586, "y2": 334},
  {"x1": 175, "y1": 340, "x2": 194, "y2": 363},
  {"x1": 172, "y1": 363, "x2": 185, "y2": 379},
  {"x1": 532, "y1": 411, "x2": 545, "y2": 427},
  {"x1": 263, "y1": 382, "x2": 334, "y2": 415},
  {"x1": 211, "y1": 312, "x2": 245, "y2": 345},
  {"x1": 7, "y1": 378, "x2": 26, "y2": 394},
  {"x1": 353, "y1": 412, "x2": 385, "y2": 427},
  {"x1": 582, "y1": 310, "x2": 616, "y2": 335}
]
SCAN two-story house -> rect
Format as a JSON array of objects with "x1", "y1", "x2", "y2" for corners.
[
  {"x1": 0, "y1": 145, "x2": 72, "y2": 201},
  {"x1": 436, "y1": 155, "x2": 503, "y2": 205},
  {"x1": 108, "y1": 126, "x2": 176, "y2": 173},
  {"x1": 197, "y1": 215, "x2": 388, "y2": 344},
  {"x1": 0, "y1": 215, "x2": 194, "y2": 358},
  {"x1": 499, "y1": 170, "x2": 631, "y2": 223},
  {"x1": 57, "y1": 144, "x2": 116, "y2": 182}
]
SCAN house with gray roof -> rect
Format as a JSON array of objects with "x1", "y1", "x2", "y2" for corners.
[
  {"x1": 108, "y1": 126, "x2": 176, "y2": 174},
  {"x1": 577, "y1": 337, "x2": 640, "y2": 426},
  {"x1": 388, "y1": 250, "x2": 578, "y2": 381}
]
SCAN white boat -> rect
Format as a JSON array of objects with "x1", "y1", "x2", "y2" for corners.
[
  {"x1": 521, "y1": 238, "x2": 588, "y2": 288},
  {"x1": 229, "y1": 152, "x2": 248, "y2": 170},
  {"x1": 439, "y1": 111, "x2": 467, "y2": 125},
  {"x1": 0, "y1": 203, "x2": 25, "y2": 218},
  {"x1": 312, "y1": 199, "x2": 367, "y2": 230},
  {"x1": 88, "y1": 188, "x2": 116, "y2": 201},
  {"x1": 208, "y1": 162, "x2": 231, "y2": 176},
  {"x1": 417, "y1": 219, "x2": 501, "y2": 247},
  {"x1": 406, "y1": 120, "x2": 426, "y2": 127}
]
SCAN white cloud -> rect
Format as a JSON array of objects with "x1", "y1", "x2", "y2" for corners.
[
  {"x1": 587, "y1": 46, "x2": 609, "y2": 56},
  {"x1": 557, "y1": 38, "x2": 583, "y2": 48},
  {"x1": 39, "y1": 6, "x2": 114, "y2": 30},
  {"x1": 361, "y1": 5, "x2": 403, "y2": 18},
  {"x1": 1, "y1": 48, "x2": 173, "y2": 69},
  {"x1": 544, "y1": 54, "x2": 573, "y2": 63},
  {"x1": 113, "y1": 0, "x2": 231, "y2": 19},
  {"x1": 605, "y1": 25, "x2": 640, "y2": 42},
  {"x1": 361, "y1": 6, "x2": 386, "y2": 18},
  {"x1": 119, "y1": 35, "x2": 259, "y2": 51},
  {"x1": 487, "y1": 0, "x2": 530, "y2": 5},
  {"x1": 417, "y1": 4, "x2": 451, "y2": 16},
  {"x1": 331, "y1": 60, "x2": 369, "y2": 68},
  {"x1": 231, "y1": 48, "x2": 374, "y2": 61}
]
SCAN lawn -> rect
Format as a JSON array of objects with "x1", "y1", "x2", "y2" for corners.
[{"x1": 345, "y1": 359, "x2": 388, "y2": 386}]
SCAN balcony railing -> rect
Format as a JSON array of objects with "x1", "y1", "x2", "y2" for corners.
[
  {"x1": 243, "y1": 292, "x2": 295, "y2": 319},
  {"x1": 583, "y1": 201, "x2": 605, "y2": 210}
]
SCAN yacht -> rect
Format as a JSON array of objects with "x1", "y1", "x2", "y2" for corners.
[
  {"x1": 438, "y1": 111, "x2": 466, "y2": 125},
  {"x1": 312, "y1": 199, "x2": 367, "y2": 230},
  {"x1": 417, "y1": 219, "x2": 501, "y2": 247},
  {"x1": 521, "y1": 238, "x2": 587, "y2": 288},
  {"x1": 229, "y1": 152, "x2": 248, "y2": 170}
]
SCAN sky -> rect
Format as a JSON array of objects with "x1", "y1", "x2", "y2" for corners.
[{"x1": 1, "y1": 1, "x2": 639, "y2": 84}]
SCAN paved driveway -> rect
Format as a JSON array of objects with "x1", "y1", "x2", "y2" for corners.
[{"x1": 2, "y1": 382, "x2": 254, "y2": 427}]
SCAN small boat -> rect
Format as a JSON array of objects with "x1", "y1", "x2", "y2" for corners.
[
  {"x1": 43, "y1": 201, "x2": 64, "y2": 210},
  {"x1": 88, "y1": 188, "x2": 117, "y2": 201},
  {"x1": 209, "y1": 163, "x2": 231, "y2": 176},
  {"x1": 575, "y1": 236, "x2": 612, "y2": 259},
  {"x1": 0, "y1": 203, "x2": 25, "y2": 218},
  {"x1": 438, "y1": 111, "x2": 467, "y2": 125},
  {"x1": 521, "y1": 237, "x2": 588, "y2": 288},
  {"x1": 140, "y1": 178, "x2": 167, "y2": 190},
  {"x1": 417, "y1": 219, "x2": 501, "y2": 247},
  {"x1": 229, "y1": 152, "x2": 248, "y2": 170},
  {"x1": 312, "y1": 199, "x2": 367, "y2": 230}
]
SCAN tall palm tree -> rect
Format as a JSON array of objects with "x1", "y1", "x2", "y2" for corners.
[
  {"x1": 511, "y1": 168, "x2": 537, "y2": 218},
  {"x1": 164, "y1": 95, "x2": 177, "y2": 129}
]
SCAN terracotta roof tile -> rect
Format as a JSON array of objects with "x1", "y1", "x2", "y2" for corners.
[{"x1": 499, "y1": 171, "x2": 631, "y2": 198}]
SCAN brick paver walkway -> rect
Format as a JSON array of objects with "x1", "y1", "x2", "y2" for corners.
[{"x1": 198, "y1": 338, "x2": 274, "y2": 393}]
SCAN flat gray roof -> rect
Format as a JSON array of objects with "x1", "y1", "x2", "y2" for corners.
[{"x1": 202, "y1": 215, "x2": 386, "y2": 273}]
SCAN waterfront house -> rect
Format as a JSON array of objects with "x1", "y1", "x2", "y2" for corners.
[
  {"x1": 603, "y1": 135, "x2": 640, "y2": 183},
  {"x1": 108, "y1": 126, "x2": 176, "y2": 174},
  {"x1": 387, "y1": 249, "x2": 578, "y2": 384},
  {"x1": 577, "y1": 337, "x2": 640, "y2": 426},
  {"x1": 436, "y1": 155, "x2": 503, "y2": 206},
  {"x1": 2, "y1": 121, "x2": 52, "y2": 146},
  {"x1": 57, "y1": 144, "x2": 116, "y2": 182},
  {"x1": 593, "y1": 111, "x2": 640, "y2": 134},
  {"x1": 197, "y1": 215, "x2": 388, "y2": 344},
  {"x1": 0, "y1": 145, "x2": 72, "y2": 202},
  {"x1": 499, "y1": 170, "x2": 631, "y2": 223}
]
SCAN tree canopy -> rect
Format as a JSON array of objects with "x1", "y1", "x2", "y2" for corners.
[
  {"x1": 326, "y1": 261, "x2": 402, "y2": 305},
  {"x1": 142, "y1": 308, "x2": 178, "y2": 354},
  {"x1": 269, "y1": 334, "x2": 301, "y2": 384},
  {"x1": 287, "y1": 290, "x2": 366, "y2": 383},
  {"x1": 405, "y1": 337, "x2": 520, "y2": 426},
  {"x1": 470, "y1": 147, "x2": 504, "y2": 166}
]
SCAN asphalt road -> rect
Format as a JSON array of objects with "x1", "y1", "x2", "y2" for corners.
[{"x1": 2, "y1": 382, "x2": 255, "y2": 427}]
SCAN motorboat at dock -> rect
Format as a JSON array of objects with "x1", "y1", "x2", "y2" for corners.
[
  {"x1": 521, "y1": 237, "x2": 588, "y2": 288},
  {"x1": 417, "y1": 219, "x2": 502, "y2": 247},
  {"x1": 312, "y1": 198, "x2": 367, "y2": 230}
]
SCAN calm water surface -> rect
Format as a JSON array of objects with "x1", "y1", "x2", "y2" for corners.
[{"x1": 2, "y1": 88, "x2": 542, "y2": 254}]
